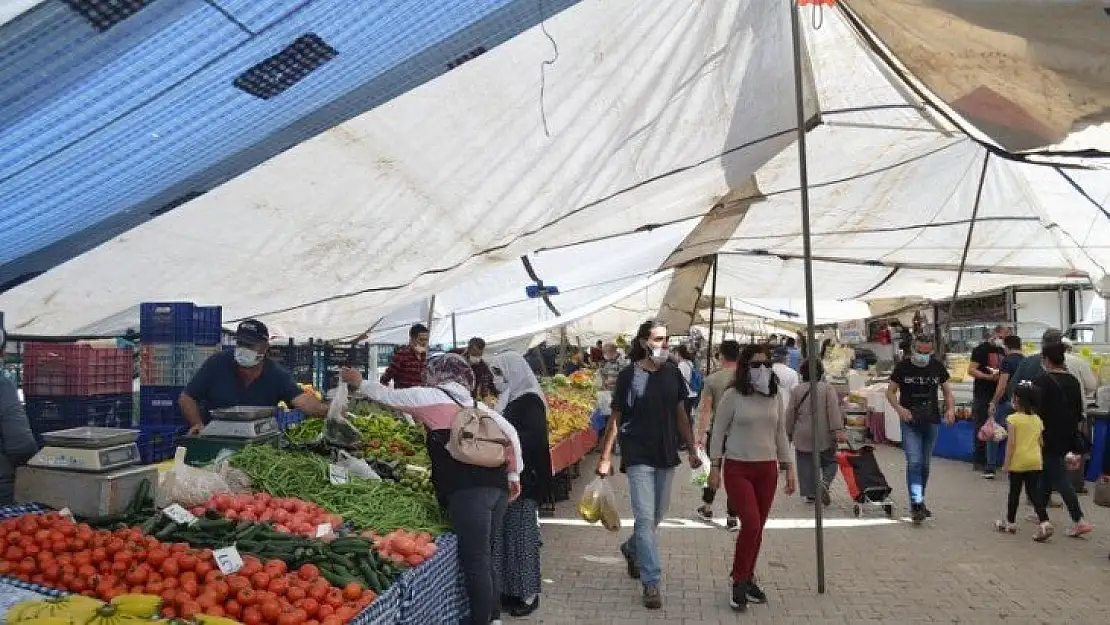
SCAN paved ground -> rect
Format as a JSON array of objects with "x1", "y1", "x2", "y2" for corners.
[{"x1": 526, "y1": 445, "x2": 1110, "y2": 624}]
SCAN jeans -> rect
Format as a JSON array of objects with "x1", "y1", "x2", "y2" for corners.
[
  {"x1": 622, "y1": 465, "x2": 675, "y2": 587},
  {"x1": 795, "y1": 448, "x2": 838, "y2": 499},
  {"x1": 1041, "y1": 452, "x2": 1085, "y2": 523},
  {"x1": 986, "y1": 401, "x2": 1013, "y2": 472},
  {"x1": 722, "y1": 460, "x2": 778, "y2": 583},
  {"x1": 448, "y1": 487, "x2": 510, "y2": 625},
  {"x1": 901, "y1": 422, "x2": 939, "y2": 505}
]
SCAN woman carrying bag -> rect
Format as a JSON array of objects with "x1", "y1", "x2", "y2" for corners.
[
  {"x1": 489, "y1": 352, "x2": 552, "y2": 618},
  {"x1": 785, "y1": 359, "x2": 846, "y2": 506}
]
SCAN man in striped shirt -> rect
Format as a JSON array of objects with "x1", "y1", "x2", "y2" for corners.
[{"x1": 381, "y1": 324, "x2": 430, "y2": 389}]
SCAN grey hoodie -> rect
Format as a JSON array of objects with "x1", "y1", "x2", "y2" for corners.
[{"x1": 0, "y1": 376, "x2": 38, "y2": 504}]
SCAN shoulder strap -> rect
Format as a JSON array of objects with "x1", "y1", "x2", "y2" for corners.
[
  {"x1": 793, "y1": 387, "x2": 812, "y2": 419},
  {"x1": 435, "y1": 386, "x2": 471, "y2": 408}
]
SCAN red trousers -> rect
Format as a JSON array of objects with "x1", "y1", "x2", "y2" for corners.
[{"x1": 722, "y1": 459, "x2": 779, "y2": 583}]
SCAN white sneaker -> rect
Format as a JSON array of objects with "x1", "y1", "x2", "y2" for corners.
[
  {"x1": 994, "y1": 520, "x2": 1017, "y2": 534},
  {"x1": 1033, "y1": 522, "x2": 1054, "y2": 542}
]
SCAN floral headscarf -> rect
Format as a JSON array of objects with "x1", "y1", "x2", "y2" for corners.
[{"x1": 423, "y1": 353, "x2": 476, "y2": 390}]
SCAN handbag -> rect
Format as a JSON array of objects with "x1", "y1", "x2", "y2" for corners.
[{"x1": 1043, "y1": 372, "x2": 1090, "y2": 454}]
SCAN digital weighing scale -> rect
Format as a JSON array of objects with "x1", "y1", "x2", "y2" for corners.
[
  {"x1": 28, "y1": 426, "x2": 141, "y2": 473},
  {"x1": 201, "y1": 406, "x2": 280, "y2": 439}
]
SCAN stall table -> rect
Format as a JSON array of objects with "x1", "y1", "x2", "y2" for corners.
[{"x1": 0, "y1": 503, "x2": 466, "y2": 625}]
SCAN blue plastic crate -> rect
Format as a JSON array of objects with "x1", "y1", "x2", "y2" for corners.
[
  {"x1": 193, "y1": 306, "x2": 223, "y2": 345},
  {"x1": 25, "y1": 394, "x2": 134, "y2": 440},
  {"x1": 277, "y1": 409, "x2": 306, "y2": 430},
  {"x1": 1085, "y1": 418, "x2": 1108, "y2": 481},
  {"x1": 140, "y1": 302, "x2": 195, "y2": 343},
  {"x1": 140, "y1": 385, "x2": 185, "y2": 425},
  {"x1": 136, "y1": 424, "x2": 186, "y2": 464}
]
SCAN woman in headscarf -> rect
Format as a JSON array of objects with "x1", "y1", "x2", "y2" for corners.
[
  {"x1": 489, "y1": 352, "x2": 552, "y2": 617},
  {"x1": 341, "y1": 354, "x2": 524, "y2": 625}
]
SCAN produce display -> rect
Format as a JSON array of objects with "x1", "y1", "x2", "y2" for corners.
[
  {"x1": 230, "y1": 446, "x2": 448, "y2": 535},
  {"x1": 192, "y1": 494, "x2": 341, "y2": 538},
  {"x1": 0, "y1": 512, "x2": 377, "y2": 623},
  {"x1": 137, "y1": 510, "x2": 403, "y2": 593},
  {"x1": 541, "y1": 377, "x2": 595, "y2": 446}
]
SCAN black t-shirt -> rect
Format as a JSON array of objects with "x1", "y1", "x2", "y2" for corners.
[
  {"x1": 610, "y1": 362, "x2": 685, "y2": 472},
  {"x1": 184, "y1": 351, "x2": 302, "y2": 422},
  {"x1": 970, "y1": 341, "x2": 1004, "y2": 399},
  {"x1": 998, "y1": 352, "x2": 1024, "y2": 402},
  {"x1": 890, "y1": 358, "x2": 950, "y2": 426},
  {"x1": 1032, "y1": 371, "x2": 1083, "y2": 456}
]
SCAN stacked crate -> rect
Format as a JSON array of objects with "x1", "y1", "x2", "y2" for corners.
[
  {"x1": 137, "y1": 302, "x2": 223, "y2": 463},
  {"x1": 22, "y1": 342, "x2": 134, "y2": 442}
]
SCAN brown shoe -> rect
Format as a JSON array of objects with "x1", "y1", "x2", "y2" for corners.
[{"x1": 642, "y1": 585, "x2": 662, "y2": 609}]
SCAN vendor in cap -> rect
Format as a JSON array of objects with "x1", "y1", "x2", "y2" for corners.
[{"x1": 178, "y1": 319, "x2": 329, "y2": 434}]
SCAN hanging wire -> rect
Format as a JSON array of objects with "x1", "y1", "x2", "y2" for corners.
[
  {"x1": 538, "y1": 0, "x2": 559, "y2": 137},
  {"x1": 811, "y1": 3, "x2": 825, "y2": 30}
]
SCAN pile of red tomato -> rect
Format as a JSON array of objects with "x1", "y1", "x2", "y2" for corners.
[
  {"x1": 0, "y1": 512, "x2": 375, "y2": 625},
  {"x1": 193, "y1": 493, "x2": 343, "y2": 539}
]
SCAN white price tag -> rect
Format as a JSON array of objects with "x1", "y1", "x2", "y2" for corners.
[
  {"x1": 315, "y1": 523, "x2": 333, "y2": 538},
  {"x1": 58, "y1": 508, "x2": 73, "y2": 519},
  {"x1": 212, "y1": 546, "x2": 243, "y2": 574},
  {"x1": 162, "y1": 504, "x2": 198, "y2": 525},
  {"x1": 328, "y1": 464, "x2": 349, "y2": 485}
]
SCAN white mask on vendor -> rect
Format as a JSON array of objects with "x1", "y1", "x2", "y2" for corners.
[{"x1": 234, "y1": 347, "x2": 264, "y2": 368}]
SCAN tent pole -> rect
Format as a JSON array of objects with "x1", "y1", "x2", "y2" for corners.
[
  {"x1": 946, "y1": 152, "x2": 991, "y2": 329},
  {"x1": 706, "y1": 254, "x2": 719, "y2": 376},
  {"x1": 451, "y1": 312, "x2": 457, "y2": 350},
  {"x1": 789, "y1": 0, "x2": 825, "y2": 595},
  {"x1": 426, "y1": 296, "x2": 436, "y2": 337}
]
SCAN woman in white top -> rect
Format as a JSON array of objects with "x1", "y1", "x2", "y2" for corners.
[
  {"x1": 708, "y1": 344, "x2": 795, "y2": 613},
  {"x1": 341, "y1": 354, "x2": 523, "y2": 625}
]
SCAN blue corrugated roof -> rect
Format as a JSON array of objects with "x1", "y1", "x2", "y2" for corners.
[{"x1": 0, "y1": 0, "x2": 579, "y2": 288}]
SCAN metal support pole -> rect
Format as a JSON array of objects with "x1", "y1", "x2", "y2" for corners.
[
  {"x1": 426, "y1": 296, "x2": 437, "y2": 337},
  {"x1": 451, "y1": 312, "x2": 458, "y2": 350},
  {"x1": 945, "y1": 153, "x2": 991, "y2": 326},
  {"x1": 788, "y1": 0, "x2": 825, "y2": 594},
  {"x1": 706, "y1": 255, "x2": 719, "y2": 375}
]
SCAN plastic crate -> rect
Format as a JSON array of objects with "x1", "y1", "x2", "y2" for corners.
[
  {"x1": 140, "y1": 302, "x2": 195, "y2": 343},
  {"x1": 192, "y1": 306, "x2": 224, "y2": 345},
  {"x1": 136, "y1": 424, "x2": 186, "y2": 464},
  {"x1": 267, "y1": 342, "x2": 317, "y2": 385},
  {"x1": 277, "y1": 409, "x2": 306, "y2": 430},
  {"x1": 373, "y1": 344, "x2": 396, "y2": 368},
  {"x1": 26, "y1": 394, "x2": 134, "y2": 440},
  {"x1": 22, "y1": 343, "x2": 134, "y2": 397},
  {"x1": 139, "y1": 344, "x2": 206, "y2": 386},
  {"x1": 140, "y1": 385, "x2": 185, "y2": 425},
  {"x1": 321, "y1": 344, "x2": 369, "y2": 391}
]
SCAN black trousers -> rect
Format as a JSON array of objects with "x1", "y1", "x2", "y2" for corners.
[
  {"x1": 972, "y1": 397, "x2": 992, "y2": 467},
  {"x1": 1007, "y1": 470, "x2": 1048, "y2": 524}
]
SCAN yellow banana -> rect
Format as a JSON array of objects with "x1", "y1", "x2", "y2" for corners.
[
  {"x1": 197, "y1": 615, "x2": 246, "y2": 625},
  {"x1": 6, "y1": 601, "x2": 43, "y2": 623},
  {"x1": 108, "y1": 594, "x2": 162, "y2": 619},
  {"x1": 17, "y1": 618, "x2": 73, "y2": 625}
]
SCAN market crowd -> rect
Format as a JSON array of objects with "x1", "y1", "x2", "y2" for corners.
[{"x1": 592, "y1": 320, "x2": 1104, "y2": 614}]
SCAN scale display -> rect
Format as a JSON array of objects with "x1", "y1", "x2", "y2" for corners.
[{"x1": 29, "y1": 442, "x2": 140, "y2": 473}]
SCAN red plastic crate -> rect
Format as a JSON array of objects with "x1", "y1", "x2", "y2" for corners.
[{"x1": 22, "y1": 343, "x2": 134, "y2": 397}]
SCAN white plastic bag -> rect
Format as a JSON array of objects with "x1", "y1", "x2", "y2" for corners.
[
  {"x1": 211, "y1": 449, "x2": 253, "y2": 492},
  {"x1": 322, "y1": 381, "x2": 361, "y2": 448},
  {"x1": 577, "y1": 477, "x2": 621, "y2": 532},
  {"x1": 158, "y1": 447, "x2": 231, "y2": 507},
  {"x1": 690, "y1": 447, "x2": 711, "y2": 488},
  {"x1": 335, "y1": 449, "x2": 380, "y2": 480}
]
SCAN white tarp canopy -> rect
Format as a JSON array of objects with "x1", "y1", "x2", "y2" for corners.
[{"x1": 1, "y1": 1, "x2": 1108, "y2": 342}]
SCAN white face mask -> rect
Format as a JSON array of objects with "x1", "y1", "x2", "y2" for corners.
[
  {"x1": 649, "y1": 346, "x2": 669, "y2": 364},
  {"x1": 413, "y1": 345, "x2": 428, "y2": 355},
  {"x1": 749, "y1": 365, "x2": 772, "y2": 395},
  {"x1": 468, "y1": 355, "x2": 481, "y2": 365},
  {"x1": 234, "y1": 347, "x2": 263, "y2": 368}
]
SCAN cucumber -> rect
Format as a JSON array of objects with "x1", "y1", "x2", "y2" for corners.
[{"x1": 319, "y1": 567, "x2": 357, "y2": 588}]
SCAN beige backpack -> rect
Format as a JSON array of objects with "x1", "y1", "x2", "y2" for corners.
[{"x1": 437, "y1": 388, "x2": 510, "y2": 468}]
